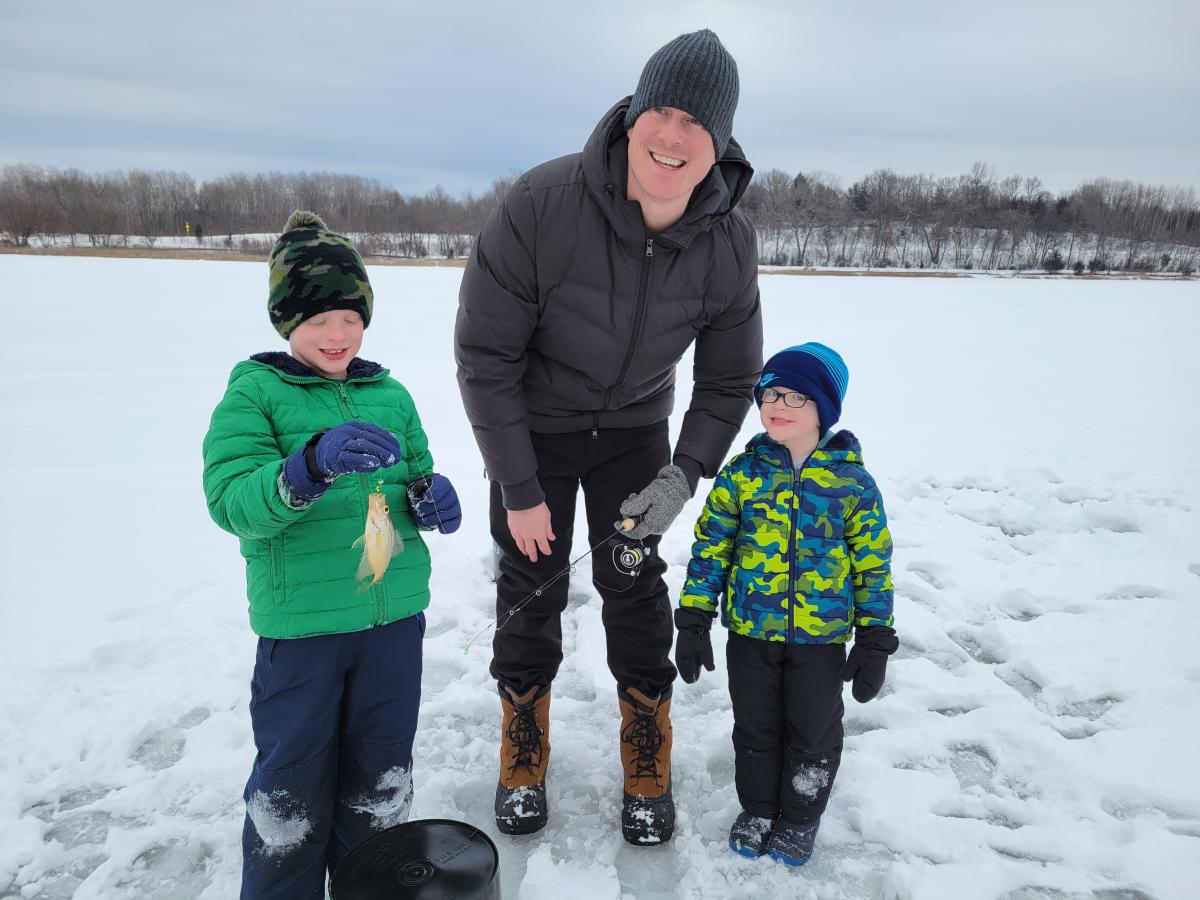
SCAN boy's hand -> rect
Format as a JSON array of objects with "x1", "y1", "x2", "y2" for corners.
[
  {"x1": 407, "y1": 474, "x2": 462, "y2": 534},
  {"x1": 507, "y1": 503, "x2": 555, "y2": 562},
  {"x1": 618, "y1": 465, "x2": 691, "y2": 539},
  {"x1": 841, "y1": 625, "x2": 899, "y2": 703},
  {"x1": 282, "y1": 422, "x2": 402, "y2": 500},
  {"x1": 674, "y1": 607, "x2": 716, "y2": 684},
  {"x1": 312, "y1": 422, "x2": 402, "y2": 477}
]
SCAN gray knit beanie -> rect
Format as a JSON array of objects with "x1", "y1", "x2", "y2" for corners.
[{"x1": 624, "y1": 29, "x2": 740, "y2": 158}]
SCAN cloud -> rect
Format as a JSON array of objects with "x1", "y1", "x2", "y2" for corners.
[{"x1": 1, "y1": 0, "x2": 1196, "y2": 194}]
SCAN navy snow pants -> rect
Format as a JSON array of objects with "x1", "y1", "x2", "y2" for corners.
[{"x1": 240, "y1": 614, "x2": 424, "y2": 900}]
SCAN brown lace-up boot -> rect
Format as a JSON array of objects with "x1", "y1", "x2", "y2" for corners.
[
  {"x1": 618, "y1": 685, "x2": 675, "y2": 845},
  {"x1": 494, "y1": 682, "x2": 551, "y2": 835}
]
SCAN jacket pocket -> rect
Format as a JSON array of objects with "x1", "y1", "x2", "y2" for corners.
[
  {"x1": 249, "y1": 637, "x2": 278, "y2": 705},
  {"x1": 268, "y1": 536, "x2": 287, "y2": 606}
]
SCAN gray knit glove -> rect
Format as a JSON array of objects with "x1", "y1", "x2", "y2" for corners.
[{"x1": 617, "y1": 465, "x2": 691, "y2": 539}]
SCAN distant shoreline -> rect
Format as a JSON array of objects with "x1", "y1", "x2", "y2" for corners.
[
  {"x1": 0, "y1": 245, "x2": 467, "y2": 268},
  {"x1": 1, "y1": 246, "x2": 1194, "y2": 280}
]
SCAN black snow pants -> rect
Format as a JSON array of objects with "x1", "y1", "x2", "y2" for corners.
[
  {"x1": 727, "y1": 632, "x2": 846, "y2": 825},
  {"x1": 489, "y1": 422, "x2": 676, "y2": 698}
]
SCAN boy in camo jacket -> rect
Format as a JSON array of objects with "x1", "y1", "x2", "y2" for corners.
[{"x1": 673, "y1": 342, "x2": 897, "y2": 867}]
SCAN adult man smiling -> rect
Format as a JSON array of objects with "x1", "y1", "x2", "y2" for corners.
[{"x1": 455, "y1": 29, "x2": 762, "y2": 845}]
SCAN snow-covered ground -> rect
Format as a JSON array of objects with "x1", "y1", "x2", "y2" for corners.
[{"x1": 1, "y1": 255, "x2": 1197, "y2": 899}]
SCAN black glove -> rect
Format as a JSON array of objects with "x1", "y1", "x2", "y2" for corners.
[
  {"x1": 841, "y1": 626, "x2": 899, "y2": 703},
  {"x1": 674, "y1": 607, "x2": 716, "y2": 684}
]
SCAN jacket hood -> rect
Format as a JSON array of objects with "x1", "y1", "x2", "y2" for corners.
[
  {"x1": 581, "y1": 97, "x2": 755, "y2": 249},
  {"x1": 229, "y1": 352, "x2": 386, "y2": 385},
  {"x1": 746, "y1": 429, "x2": 863, "y2": 468}
]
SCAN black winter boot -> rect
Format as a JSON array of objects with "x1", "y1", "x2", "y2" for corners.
[
  {"x1": 728, "y1": 810, "x2": 777, "y2": 858},
  {"x1": 766, "y1": 816, "x2": 820, "y2": 867}
]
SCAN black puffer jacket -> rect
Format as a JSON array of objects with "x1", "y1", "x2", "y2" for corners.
[{"x1": 455, "y1": 98, "x2": 763, "y2": 509}]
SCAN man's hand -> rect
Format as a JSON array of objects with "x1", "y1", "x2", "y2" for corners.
[
  {"x1": 617, "y1": 464, "x2": 691, "y2": 539},
  {"x1": 508, "y1": 502, "x2": 556, "y2": 563}
]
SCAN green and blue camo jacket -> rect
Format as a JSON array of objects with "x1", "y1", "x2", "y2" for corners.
[{"x1": 680, "y1": 430, "x2": 894, "y2": 643}]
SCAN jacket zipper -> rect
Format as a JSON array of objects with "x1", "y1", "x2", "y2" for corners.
[
  {"x1": 603, "y1": 237, "x2": 655, "y2": 410},
  {"x1": 335, "y1": 382, "x2": 386, "y2": 626},
  {"x1": 784, "y1": 447, "x2": 799, "y2": 645}
]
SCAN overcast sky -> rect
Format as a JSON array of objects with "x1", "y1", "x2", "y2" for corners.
[{"x1": 2, "y1": 0, "x2": 1196, "y2": 197}]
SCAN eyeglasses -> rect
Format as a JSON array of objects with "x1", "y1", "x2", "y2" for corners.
[{"x1": 760, "y1": 387, "x2": 811, "y2": 409}]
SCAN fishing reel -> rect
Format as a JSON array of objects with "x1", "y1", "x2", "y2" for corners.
[{"x1": 610, "y1": 537, "x2": 650, "y2": 577}]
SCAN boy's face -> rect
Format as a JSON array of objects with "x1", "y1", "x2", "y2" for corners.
[
  {"x1": 287, "y1": 310, "x2": 364, "y2": 380},
  {"x1": 760, "y1": 388, "x2": 821, "y2": 449}
]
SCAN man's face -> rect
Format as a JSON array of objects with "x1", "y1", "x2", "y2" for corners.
[
  {"x1": 626, "y1": 106, "x2": 717, "y2": 215},
  {"x1": 287, "y1": 310, "x2": 364, "y2": 379}
]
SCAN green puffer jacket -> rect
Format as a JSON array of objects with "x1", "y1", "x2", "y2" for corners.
[{"x1": 202, "y1": 353, "x2": 434, "y2": 638}]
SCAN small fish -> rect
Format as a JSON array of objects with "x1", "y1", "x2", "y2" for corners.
[{"x1": 353, "y1": 491, "x2": 403, "y2": 590}]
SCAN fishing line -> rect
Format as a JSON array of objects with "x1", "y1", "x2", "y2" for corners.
[
  {"x1": 462, "y1": 518, "x2": 643, "y2": 655},
  {"x1": 393, "y1": 429, "x2": 458, "y2": 539}
]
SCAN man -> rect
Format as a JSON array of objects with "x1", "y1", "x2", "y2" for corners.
[{"x1": 455, "y1": 29, "x2": 762, "y2": 846}]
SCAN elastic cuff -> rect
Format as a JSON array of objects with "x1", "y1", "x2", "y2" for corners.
[
  {"x1": 675, "y1": 606, "x2": 716, "y2": 628},
  {"x1": 672, "y1": 454, "x2": 705, "y2": 495},
  {"x1": 500, "y1": 473, "x2": 545, "y2": 511},
  {"x1": 679, "y1": 597, "x2": 718, "y2": 616},
  {"x1": 277, "y1": 471, "x2": 317, "y2": 510},
  {"x1": 303, "y1": 429, "x2": 330, "y2": 481}
]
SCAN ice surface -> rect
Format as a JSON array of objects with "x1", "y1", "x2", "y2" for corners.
[{"x1": 0, "y1": 257, "x2": 1197, "y2": 898}]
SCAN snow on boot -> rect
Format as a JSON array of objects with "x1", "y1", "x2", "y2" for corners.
[
  {"x1": 494, "y1": 683, "x2": 551, "y2": 835},
  {"x1": 766, "y1": 816, "x2": 820, "y2": 867},
  {"x1": 728, "y1": 811, "x2": 776, "y2": 858},
  {"x1": 618, "y1": 685, "x2": 675, "y2": 846}
]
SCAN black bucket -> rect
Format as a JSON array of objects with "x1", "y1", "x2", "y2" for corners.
[{"x1": 330, "y1": 819, "x2": 501, "y2": 900}]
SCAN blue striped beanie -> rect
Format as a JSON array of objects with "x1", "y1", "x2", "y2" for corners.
[{"x1": 755, "y1": 342, "x2": 850, "y2": 435}]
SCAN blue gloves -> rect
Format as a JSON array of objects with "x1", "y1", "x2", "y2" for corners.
[
  {"x1": 281, "y1": 425, "x2": 462, "y2": 536},
  {"x1": 283, "y1": 422, "x2": 402, "y2": 501},
  {"x1": 407, "y1": 474, "x2": 462, "y2": 534}
]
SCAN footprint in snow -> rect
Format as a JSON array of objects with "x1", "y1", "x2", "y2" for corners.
[
  {"x1": 120, "y1": 838, "x2": 215, "y2": 897},
  {"x1": 1080, "y1": 509, "x2": 1141, "y2": 533},
  {"x1": 947, "y1": 743, "x2": 998, "y2": 792},
  {"x1": 931, "y1": 705, "x2": 979, "y2": 718},
  {"x1": 994, "y1": 665, "x2": 1042, "y2": 701},
  {"x1": 1101, "y1": 584, "x2": 1167, "y2": 601},
  {"x1": 905, "y1": 562, "x2": 950, "y2": 591},
  {"x1": 949, "y1": 628, "x2": 1008, "y2": 665},
  {"x1": 843, "y1": 717, "x2": 886, "y2": 737},
  {"x1": 133, "y1": 706, "x2": 211, "y2": 771},
  {"x1": 992, "y1": 844, "x2": 1061, "y2": 865},
  {"x1": 27, "y1": 783, "x2": 114, "y2": 821}
]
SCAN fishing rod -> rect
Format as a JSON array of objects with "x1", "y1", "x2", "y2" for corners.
[{"x1": 463, "y1": 516, "x2": 642, "y2": 654}]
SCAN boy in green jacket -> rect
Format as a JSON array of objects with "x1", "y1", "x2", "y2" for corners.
[
  {"x1": 202, "y1": 211, "x2": 461, "y2": 899},
  {"x1": 673, "y1": 343, "x2": 898, "y2": 868}
]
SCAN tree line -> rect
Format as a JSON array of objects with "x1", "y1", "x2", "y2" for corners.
[{"x1": 1, "y1": 162, "x2": 1196, "y2": 274}]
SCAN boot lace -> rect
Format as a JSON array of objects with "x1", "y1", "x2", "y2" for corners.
[
  {"x1": 505, "y1": 702, "x2": 543, "y2": 776},
  {"x1": 621, "y1": 705, "x2": 664, "y2": 784}
]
